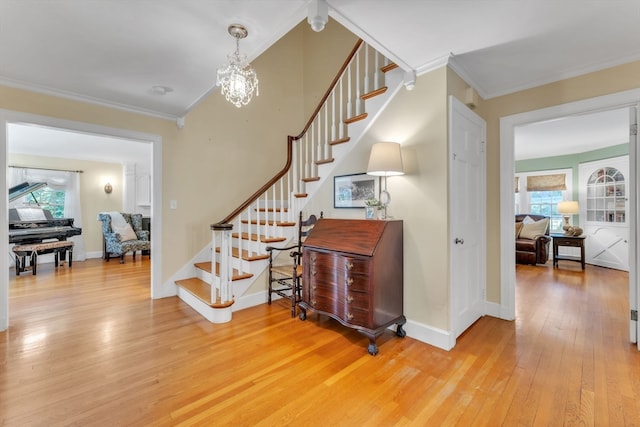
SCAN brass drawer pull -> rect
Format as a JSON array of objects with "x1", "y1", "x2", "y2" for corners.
[
  {"x1": 346, "y1": 262, "x2": 354, "y2": 270},
  {"x1": 347, "y1": 312, "x2": 354, "y2": 321},
  {"x1": 346, "y1": 277, "x2": 354, "y2": 286},
  {"x1": 346, "y1": 295, "x2": 354, "y2": 303}
]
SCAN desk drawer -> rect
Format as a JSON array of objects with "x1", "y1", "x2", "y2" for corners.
[{"x1": 554, "y1": 237, "x2": 583, "y2": 247}]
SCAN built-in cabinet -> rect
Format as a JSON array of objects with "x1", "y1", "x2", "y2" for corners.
[
  {"x1": 585, "y1": 165, "x2": 626, "y2": 223},
  {"x1": 579, "y1": 156, "x2": 629, "y2": 271}
]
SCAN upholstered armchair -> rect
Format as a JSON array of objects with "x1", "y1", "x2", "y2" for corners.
[
  {"x1": 515, "y1": 214, "x2": 551, "y2": 265},
  {"x1": 98, "y1": 212, "x2": 150, "y2": 263}
]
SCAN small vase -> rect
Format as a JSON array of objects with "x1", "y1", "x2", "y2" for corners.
[{"x1": 365, "y1": 207, "x2": 376, "y2": 219}]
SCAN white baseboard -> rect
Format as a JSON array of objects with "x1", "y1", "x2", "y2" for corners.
[{"x1": 402, "y1": 319, "x2": 455, "y2": 351}]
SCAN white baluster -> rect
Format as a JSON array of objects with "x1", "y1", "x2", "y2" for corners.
[
  {"x1": 364, "y1": 44, "x2": 370, "y2": 96},
  {"x1": 339, "y1": 78, "x2": 344, "y2": 139},
  {"x1": 316, "y1": 111, "x2": 322, "y2": 173},
  {"x1": 271, "y1": 185, "x2": 277, "y2": 237},
  {"x1": 346, "y1": 63, "x2": 352, "y2": 119},
  {"x1": 324, "y1": 103, "x2": 329, "y2": 159},
  {"x1": 331, "y1": 89, "x2": 336, "y2": 142},
  {"x1": 374, "y1": 44, "x2": 381, "y2": 89},
  {"x1": 355, "y1": 51, "x2": 361, "y2": 116}
]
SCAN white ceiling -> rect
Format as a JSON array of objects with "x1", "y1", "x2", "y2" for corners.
[
  {"x1": 514, "y1": 108, "x2": 630, "y2": 161},
  {"x1": 2, "y1": 0, "x2": 639, "y2": 119},
  {"x1": 2, "y1": 1, "x2": 639, "y2": 159},
  {"x1": 8, "y1": 123, "x2": 152, "y2": 165}
]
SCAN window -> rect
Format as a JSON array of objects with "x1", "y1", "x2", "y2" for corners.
[
  {"x1": 21, "y1": 188, "x2": 66, "y2": 218},
  {"x1": 515, "y1": 168, "x2": 573, "y2": 233},
  {"x1": 529, "y1": 190, "x2": 564, "y2": 231}
]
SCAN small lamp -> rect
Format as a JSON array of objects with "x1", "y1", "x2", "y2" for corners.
[
  {"x1": 557, "y1": 201, "x2": 579, "y2": 232},
  {"x1": 367, "y1": 142, "x2": 404, "y2": 219}
]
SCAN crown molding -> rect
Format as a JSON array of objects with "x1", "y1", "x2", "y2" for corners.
[{"x1": 0, "y1": 77, "x2": 179, "y2": 121}]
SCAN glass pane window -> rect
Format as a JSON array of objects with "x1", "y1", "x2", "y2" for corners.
[
  {"x1": 586, "y1": 167, "x2": 626, "y2": 223},
  {"x1": 20, "y1": 188, "x2": 66, "y2": 218},
  {"x1": 529, "y1": 190, "x2": 564, "y2": 232}
]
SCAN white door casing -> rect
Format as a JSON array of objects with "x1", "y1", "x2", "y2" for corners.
[
  {"x1": 449, "y1": 96, "x2": 487, "y2": 339},
  {"x1": 500, "y1": 90, "x2": 639, "y2": 348},
  {"x1": 579, "y1": 156, "x2": 630, "y2": 271},
  {"x1": 629, "y1": 107, "x2": 638, "y2": 345},
  {"x1": 0, "y1": 109, "x2": 164, "y2": 332}
]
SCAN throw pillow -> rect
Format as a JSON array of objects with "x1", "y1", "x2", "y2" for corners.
[
  {"x1": 116, "y1": 223, "x2": 138, "y2": 242},
  {"x1": 519, "y1": 218, "x2": 549, "y2": 240},
  {"x1": 522, "y1": 215, "x2": 535, "y2": 224},
  {"x1": 515, "y1": 222, "x2": 523, "y2": 239}
]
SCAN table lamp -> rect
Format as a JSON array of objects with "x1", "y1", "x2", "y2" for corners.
[
  {"x1": 557, "y1": 201, "x2": 579, "y2": 233},
  {"x1": 367, "y1": 142, "x2": 404, "y2": 219}
]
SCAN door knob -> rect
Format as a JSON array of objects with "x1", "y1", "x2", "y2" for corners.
[{"x1": 454, "y1": 238, "x2": 464, "y2": 245}]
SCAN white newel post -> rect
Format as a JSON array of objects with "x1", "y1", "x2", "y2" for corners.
[{"x1": 211, "y1": 222, "x2": 233, "y2": 323}]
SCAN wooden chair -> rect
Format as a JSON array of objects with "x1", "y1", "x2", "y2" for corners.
[{"x1": 266, "y1": 211, "x2": 322, "y2": 317}]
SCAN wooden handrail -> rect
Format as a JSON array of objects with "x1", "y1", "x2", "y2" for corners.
[{"x1": 214, "y1": 39, "x2": 364, "y2": 227}]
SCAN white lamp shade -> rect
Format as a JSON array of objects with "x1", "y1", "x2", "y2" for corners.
[
  {"x1": 557, "y1": 200, "x2": 579, "y2": 214},
  {"x1": 367, "y1": 142, "x2": 404, "y2": 176}
]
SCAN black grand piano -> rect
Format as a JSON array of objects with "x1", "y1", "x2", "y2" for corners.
[{"x1": 9, "y1": 182, "x2": 82, "y2": 245}]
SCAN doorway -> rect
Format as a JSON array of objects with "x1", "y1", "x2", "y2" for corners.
[
  {"x1": 499, "y1": 89, "x2": 640, "y2": 346},
  {"x1": 0, "y1": 109, "x2": 163, "y2": 331}
]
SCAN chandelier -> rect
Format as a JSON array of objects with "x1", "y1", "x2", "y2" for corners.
[{"x1": 217, "y1": 24, "x2": 259, "y2": 108}]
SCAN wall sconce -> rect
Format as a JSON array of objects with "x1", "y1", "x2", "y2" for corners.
[
  {"x1": 104, "y1": 182, "x2": 113, "y2": 194},
  {"x1": 367, "y1": 142, "x2": 404, "y2": 219}
]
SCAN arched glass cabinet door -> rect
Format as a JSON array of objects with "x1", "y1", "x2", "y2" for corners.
[{"x1": 586, "y1": 166, "x2": 626, "y2": 224}]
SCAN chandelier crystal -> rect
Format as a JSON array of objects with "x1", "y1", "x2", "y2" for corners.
[{"x1": 217, "y1": 24, "x2": 259, "y2": 108}]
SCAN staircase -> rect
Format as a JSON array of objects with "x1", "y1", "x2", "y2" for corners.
[{"x1": 175, "y1": 40, "x2": 404, "y2": 323}]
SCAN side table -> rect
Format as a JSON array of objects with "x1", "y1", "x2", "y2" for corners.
[{"x1": 551, "y1": 233, "x2": 586, "y2": 270}]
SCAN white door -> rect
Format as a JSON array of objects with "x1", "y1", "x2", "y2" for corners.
[
  {"x1": 579, "y1": 156, "x2": 629, "y2": 271},
  {"x1": 449, "y1": 96, "x2": 486, "y2": 339}
]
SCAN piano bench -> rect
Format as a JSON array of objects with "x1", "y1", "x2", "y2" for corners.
[{"x1": 12, "y1": 241, "x2": 74, "y2": 276}]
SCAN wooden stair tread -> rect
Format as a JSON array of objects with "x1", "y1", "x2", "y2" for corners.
[
  {"x1": 232, "y1": 232, "x2": 287, "y2": 243},
  {"x1": 194, "y1": 262, "x2": 253, "y2": 281},
  {"x1": 316, "y1": 158, "x2": 334, "y2": 165},
  {"x1": 344, "y1": 113, "x2": 368, "y2": 124},
  {"x1": 241, "y1": 219, "x2": 296, "y2": 227},
  {"x1": 381, "y1": 63, "x2": 398, "y2": 73},
  {"x1": 256, "y1": 207, "x2": 289, "y2": 212},
  {"x1": 175, "y1": 278, "x2": 234, "y2": 308},
  {"x1": 329, "y1": 137, "x2": 350, "y2": 146},
  {"x1": 215, "y1": 247, "x2": 270, "y2": 261},
  {"x1": 362, "y1": 86, "x2": 387, "y2": 100},
  {"x1": 302, "y1": 176, "x2": 321, "y2": 183}
]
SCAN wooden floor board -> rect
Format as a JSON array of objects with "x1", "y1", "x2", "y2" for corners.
[{"x1": 2, "y1": 259, "x2": 640, "y2": 425}]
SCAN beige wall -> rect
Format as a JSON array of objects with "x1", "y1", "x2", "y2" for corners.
[
  {"x1": 302, "y1": 19, "x2": 359, "y2": 118},
  {"x1": 476, "y1": 60, "x2": 640, "y2": 303},
  {"x1": 8, "y1": 154, "x2": 123, "y2": 255}
]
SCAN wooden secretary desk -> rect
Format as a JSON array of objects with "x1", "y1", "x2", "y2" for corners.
[{"x1": 299, "y1": 218, "x2": 405, "y2": 355}]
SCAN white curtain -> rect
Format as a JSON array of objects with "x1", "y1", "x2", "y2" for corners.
[{"x1": 8, "y1": 167, "x2": 86, "y2": 261}]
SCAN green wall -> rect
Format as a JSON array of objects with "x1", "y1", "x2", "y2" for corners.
[{"x1": 516, "y1": 143, "x2": 629, "y2": 211}]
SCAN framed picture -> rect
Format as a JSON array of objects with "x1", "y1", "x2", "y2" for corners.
[{"x1": 334, "y1": 173, "x2": 379, "y2": 208}]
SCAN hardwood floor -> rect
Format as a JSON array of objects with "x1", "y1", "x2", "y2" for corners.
[{"x1": 1, "y1": 258, "x2": 639, "y2": 426}]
